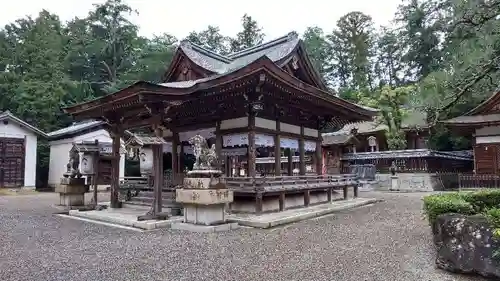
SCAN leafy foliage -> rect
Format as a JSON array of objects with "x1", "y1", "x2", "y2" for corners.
[{"x1": 2, "y1": 0, "x2": 500, "y2": 186}]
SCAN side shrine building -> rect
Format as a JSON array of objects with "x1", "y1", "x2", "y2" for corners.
[
  {"x1": 443, "y1": 90, "x2": 500, "y2": 174},
  {"x1": 63, "y1": 32, "x2": 377, "y2": 208}
]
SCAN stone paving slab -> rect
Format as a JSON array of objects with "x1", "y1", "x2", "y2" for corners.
[
  {"x1": 228, "y1": 198, "x2": 379, "y2": 229},
  {"x1": 171, "y1": 222, "x2": 239, "y2": 233},
  {"x1": 68, "y1": 207, "x2": 183, "y2": 230}
]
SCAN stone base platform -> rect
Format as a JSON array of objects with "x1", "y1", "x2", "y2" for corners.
[
  {"x1": 63, "y1": 198, "x2": 379, "y2": 231},
  {"x1": 68, "y1": 206, "x2": 183, "y2": 230},
  {"x1": 229, "y1": 198, "x2": 379, "y2": 229},
  {"x1": 171, "y1": 222, "x2": 239, "y2": 233}
]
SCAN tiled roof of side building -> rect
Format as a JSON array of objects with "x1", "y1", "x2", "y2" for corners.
[
  {"x1": 47, "y1": 120, "x2": 104, "y2": 139},
  {"x1": 0, "y1": 110, "x2": 47, "y2": 137}
]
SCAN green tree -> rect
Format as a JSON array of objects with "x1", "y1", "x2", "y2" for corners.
[
  {"x1": 328, "y1": 12, "x2": 376, "y2": 100},
  {"x1": 374, "y1": 27, "x2": 406, "y2": 87},
  {"x1": 185, "y1": 26, "x2": 229, "y2": 54},
  {"x1": 301, "y1": 26, "x2": 332, "y2": 81},
  {"x1": 230, "y1": 14, "x2": 265, "y2": 52}
]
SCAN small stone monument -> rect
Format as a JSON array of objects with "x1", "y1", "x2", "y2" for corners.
[
  {"x1": 389, "y1": 161, "x2": 400, "y2": 191},
  {"x1": 174, "y1": 134, "x2": 237, "y2": 232},
  {"x1": 56, "y1": 149, "x2": 89, "y2": 207}
]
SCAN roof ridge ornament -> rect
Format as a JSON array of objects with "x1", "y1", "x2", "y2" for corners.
[
  {"x1": 180, "y1": 40, "x2": 192, "y2": 49},
  {"x1": 287, "y1": 31, "x2": 298, "y2": 40}
]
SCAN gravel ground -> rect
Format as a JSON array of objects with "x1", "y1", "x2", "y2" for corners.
[{"x1": 0, "y1": 191, "x2": 486, "y2": 281}]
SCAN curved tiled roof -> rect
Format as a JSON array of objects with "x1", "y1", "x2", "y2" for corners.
[
  {"x1": 178, "y1": 32, "x2": 300, "y2": 75},
  {"x1": 0, "y1": 111, "x2": 47, "y2": 137}
]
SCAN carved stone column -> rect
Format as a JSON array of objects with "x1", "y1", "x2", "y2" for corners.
[
  {"x1": 248, "y1": 112, "x2": 256, "y2": 177},
  {"x1": 299, "y1": 126, "x2": 306, "y2": 175}
]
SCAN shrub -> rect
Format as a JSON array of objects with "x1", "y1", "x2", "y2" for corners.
[
  {"x1": 423, "y1": 193, "x2": 475, "y2": 225},
  {"x1": 461, "y1": 190, "x2": 500, "y2": 212},
  {"x1": 486, "y1": 208, "x2": 500, "y2": 228}
]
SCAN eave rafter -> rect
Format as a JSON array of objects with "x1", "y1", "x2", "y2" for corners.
[{"x1": 64, "y1": 56, "x2": 375, "y2": 131}]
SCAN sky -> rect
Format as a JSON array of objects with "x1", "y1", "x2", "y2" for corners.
[{"x1": 0, "y1": 0, "x2": 402, "y2": 40}]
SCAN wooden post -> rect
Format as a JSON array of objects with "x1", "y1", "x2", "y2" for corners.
[
  {"x1": 215, "y1": 121, "x2": 223, "y2": 170},
  {"x1": 179, "y1": 144, "x2": 184, "y2": 173},
  {"x1": 255, "y1": 192, "x2": 263, "y2": 214},
  {"x1": 248, "y1": 112, "x2": 256, "y2": 177},
  {"x1": 304, "y1": 190, "x2": 310, "y2": 207},
  {"x1": 153, "y1": 143, "x2": 163, "y2": 213},
  {"x1": 92, "y1": 139, "x2": 99, "y2": 207},
  {"x1": 316, "y1": 140, "x2": 323, "y2": 175},
  {"x1": 110, "y1": 128, "x2": 122, "y2": 208},
  {"x1": 274, "y1": 120, "x2": 281, "y2": 176},
  {"x1": 327, "y1": 187, "x2": 332, "y2": 202},
  {"x1": 299, "y1": 126, "x2": 305, "y2": 175},
  {"x1": 287, "y1": 148, "x2": 293, "y2": 176},
  {"x1": 279, "y1": 191, "x2": 285, "y2": 211},
  {"x1": 172, "y1": 131, "x2": 178, "y2": 185}
]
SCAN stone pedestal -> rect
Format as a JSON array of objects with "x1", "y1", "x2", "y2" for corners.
[
  {"x1": 56, "y1": 177, "x2": 88, "y2": 207},
  {"x1": 174, "y1": 169, "x2": 237, "y2": 232},
  {"x1": 177, "y1": 189, "x2": 233, "y2": 225},
  {"x1": 390, "y1": 175, "x2": 399, "y2": 191}
]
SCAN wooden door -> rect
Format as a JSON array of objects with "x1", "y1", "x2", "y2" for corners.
[
  {"x1": 474, "y1": 144, "x2": 498, "y2": 174},
  {"x1": 97, "y1": 158, "x2": 112, "y2": 185},
  {"x1": 0, "y1": 138, "x2": 25, "y2": 187}
]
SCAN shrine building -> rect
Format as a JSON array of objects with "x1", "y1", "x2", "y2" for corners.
[
  {"x1": 63, "y1": 32, "x2": 377, "y2": 208},
  {"x1": 442, "y1": 90, "x2": 500, "y2": 174}
]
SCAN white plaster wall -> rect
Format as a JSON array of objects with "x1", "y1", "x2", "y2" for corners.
[
  {"x1": 475, "y1": 126, "x2": 500, "y2": 136},
  {"x1": 48, "y1": 129, "x2": 125, "y2": 187},
  {"x1": 0, "y1": 121, "x2": 37, "y2": 187},
  {"x1": 303, "y1": 127, "x2": 319, "y2": 138},
  {"x1": 280, "y1": 122, "x2": 301, "y2": 135},
  {"x1": 255, "y1": 117, "x2": 276, "y2": 130},
  {"x1": 221, "y1": 117, "x2": 248, "y2": 129}
]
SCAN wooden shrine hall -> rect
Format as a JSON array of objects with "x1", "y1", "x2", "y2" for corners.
[{"x1": 63, "y1": 32, "x2": 376, "y2": 209}]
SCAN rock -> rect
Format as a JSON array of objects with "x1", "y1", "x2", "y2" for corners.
[{"x1": 432, "y1": 214, "x2": 500, "y2": 279}]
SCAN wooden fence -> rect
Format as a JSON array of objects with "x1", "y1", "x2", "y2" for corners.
[{"x1": 458, "y1": 174, "x2": 500, "y2": 190}]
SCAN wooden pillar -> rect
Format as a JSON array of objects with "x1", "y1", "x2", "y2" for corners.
[
  {"x1": 274, "y1": 120, "x2": 281, "y2": 176},
  {"x1": 179, "y1": 144, "x2": 184, "y2": 173},
  {"x1": 91, "y1": 140, "x2": 100, "y2": 206},
  {"x1": 110, "y1": 128, "x2": 122, "y2": 208},
  {"x1": 172, "y1": 131, "x2": 178, "y2": 185},
  {"x1": 215, "y1": 121, "x2": 223, "y2": 170},
  {"x1": 152, "y1": 143, "x2": 163, "y2": 213},
  {"x1": 287, "y1": 148, "x2": 293, "y2": 176},
  {"x1": 316, "y1": 140, "x2": 323, "y2": 175},
  {"x1": 248, "y1": 112, "x2": 256, "y2": 177},
  {"x1": 299, "y1": 126, "x2": 306, "y2": 175}
]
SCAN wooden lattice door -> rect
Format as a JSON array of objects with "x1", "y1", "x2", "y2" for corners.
[
  {"x1": 97, "y1": 158, "x2": 112, "y2": 185},
  {"x1": 0, "y1": 138, "x2": 25, "y2": 188}
]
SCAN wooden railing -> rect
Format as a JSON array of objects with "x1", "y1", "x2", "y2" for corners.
[
  {"x1": 225, "y1": 174, "x2": 360, "y2": 214},
  {"x1": 225, "y1": 174, "x2": 359, "y2": 192},
  {"x1": 458, "y1": 174, "x2": 500, "y2": 190}
]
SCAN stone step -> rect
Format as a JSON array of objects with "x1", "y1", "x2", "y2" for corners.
[
  {"x1": 128, "y1": 196, "x2": 175, "y2": 205},
  {"x1": 137, "y1": 191, "x2": 175, "y2": 199}
]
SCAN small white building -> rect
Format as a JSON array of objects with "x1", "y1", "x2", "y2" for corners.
[
  {"x1": 0, "y1": 111, "x2": 47, "y2": 188},
  {"x1": 47, "y1": 121, "x2": 125, "y2": 188}
]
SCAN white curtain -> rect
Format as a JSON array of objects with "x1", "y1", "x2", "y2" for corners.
[
  {"x1": 280, "y1": 137, "x2": 299, "y2": 150},
  {"x1": 304, "y1": 141, "x2": 316, "y2": 152},
  {"x1": 179, "y1": 128, "x2": 215, "y2": 142}
]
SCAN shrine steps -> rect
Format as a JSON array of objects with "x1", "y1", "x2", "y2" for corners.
[{"x1": 123, "y1": 191, "x2": 182, "y2": 214}]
